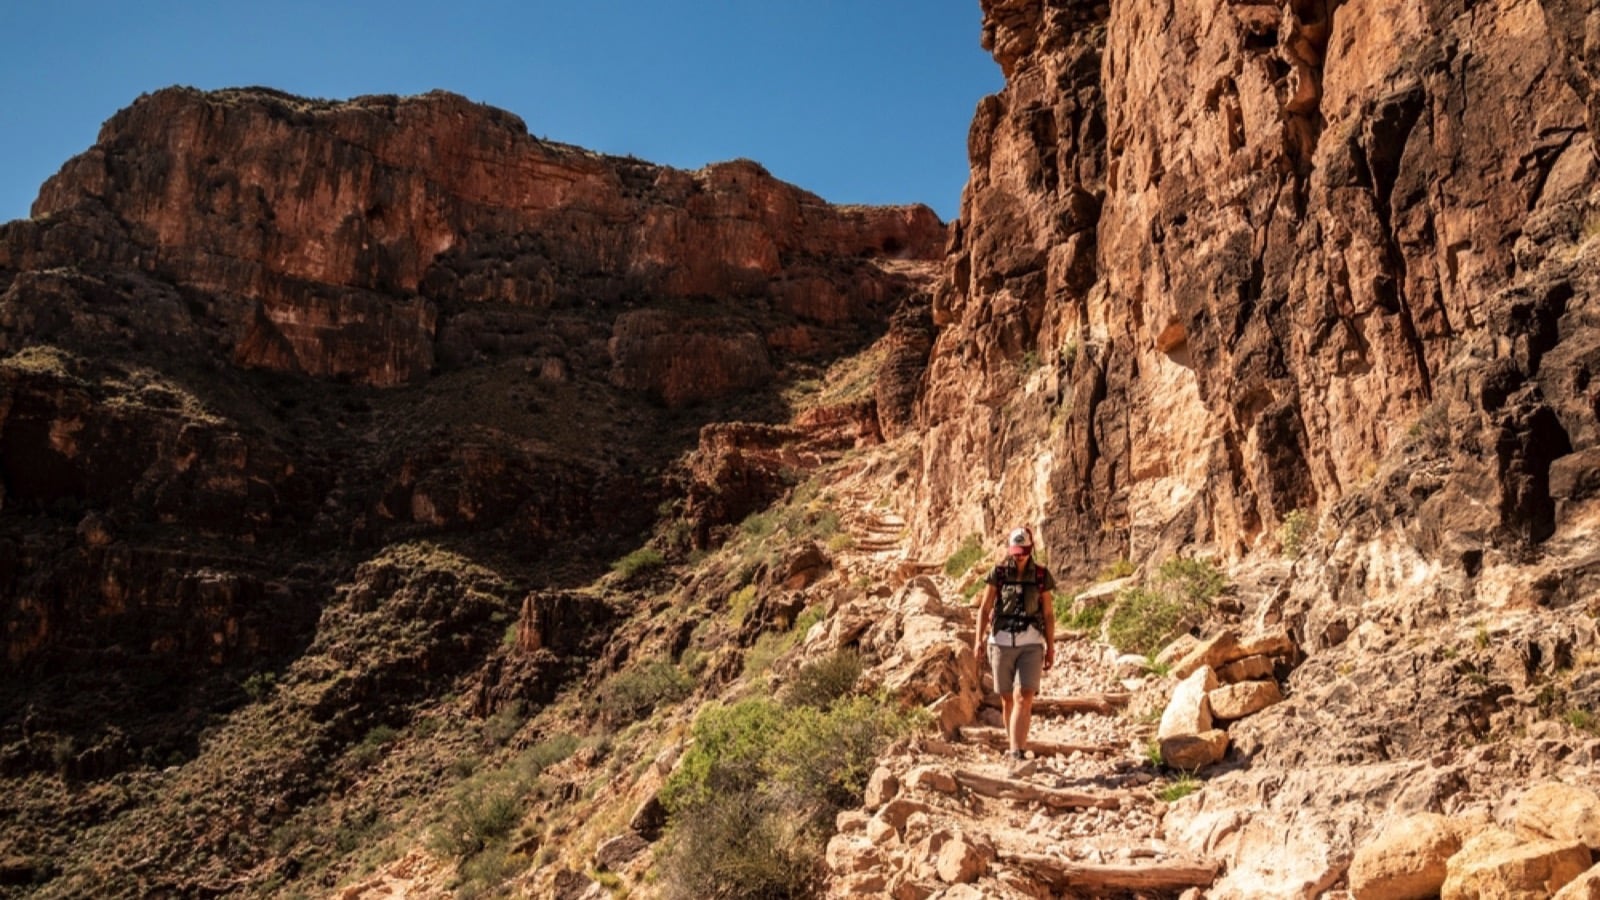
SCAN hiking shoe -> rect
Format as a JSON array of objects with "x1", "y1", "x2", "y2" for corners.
[{"x1": 1008, "y1": 751, "x2": 1038, "y2": 777}]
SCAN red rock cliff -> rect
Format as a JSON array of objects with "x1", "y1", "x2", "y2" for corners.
[
  {"x1": 913, "y1": 0, "x2": 1598, "y2": 587},
  {"x1": 17, "y1": 87, "x2": 945, "y2": 392}
]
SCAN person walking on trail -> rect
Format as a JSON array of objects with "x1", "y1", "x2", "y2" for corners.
[{"x1": 974, "y1": 526, "x2": 1057, "y2": 764}]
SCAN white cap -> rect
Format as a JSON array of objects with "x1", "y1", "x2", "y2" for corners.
[{"x1": 1008, "y1": 527, "x2": 1032, "y2": 548}]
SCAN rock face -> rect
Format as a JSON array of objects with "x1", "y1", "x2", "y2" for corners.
[
  {"x1": 910, "y1": 0, "x2": 1600, "y2": 896},
  {"x1": 912, "y1": 0, "x2": 1597, "y2": 583},
  {"x1": 0, "y1": 86, "x2": 946, "y2": 886},
  {"x1": 14, "y1": 87, "x2": 943, "y2": 391}
]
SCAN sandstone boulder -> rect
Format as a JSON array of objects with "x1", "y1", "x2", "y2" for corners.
[
  {"x1": 1161, "y1": 730, "x2": 1230, "y2": 771},
  {"x1": 1219, "y1": 655, "x2": 1276, "y2": 684},
  {"x1": 935, "y1": 835, "x2": 994, "y2": 884},
  {"x1": 1172, "y1": 632, "x2": 1244, "y2": 679},
  {"x1": 1208, "y1": 681, "x2": 1283, "y2": 721},
  {"x1": 1348, "y1": 813, "x2": 1463, "y2": 900},
  {"x1": 1553, "y1": 864, "x2": 1600, "y2": 899},
  {"x1": 1443, "y1": 829, "x2": 1591, "y2": 900},
  {"x1": 593, "y1": 831, "x2": 648, "y2": 872},
  {"x1": 864, "y1": 766, "x2": 899, "y2": 811},
  {"x1": 1160, "y1": 666, "x2": 1219, "y2": 739},
  {"x1": 1515, "y1": 782, "x2": 1600, "y2": 851}
]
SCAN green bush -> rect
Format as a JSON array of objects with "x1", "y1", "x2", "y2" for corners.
[
  {"x1": 521, "y1": 733, "x2": 580, "y2": 774},
  {"x1": 1105, "y1": 587, "x2": 1178, "y2": 656},
  {"x1": 944, "y1": 533, "x2": 986, "y2": 578},
  {"x1": 1278, "y1": 508, "x2": 1313, "y2": 559},
  {"x1": 428, "y1": 777, "x2": 527, "y2": 861},
  {"x1": 597, "y1": 659, "x2": 694, "y2": 724},
  {"x1": 1057, "y1": 592, "x2": 1108, "y2": 633},
  {"x1": 782, "y1": 649, "x2": 864, "y2": 709},
  {"x1": 350, "y1": 724, "x2": 400, "y2": 767},
  {"x1": 1156, "y1": 557, "x2": 1227, "y2": 604},
  {"x1": 613, "y1": 547, "x2": 666, "y2": 579},
  {"x1": 241, "y1": 671, "x2": 278, "y2": 701},
  {"x1": 1104, "y1": 557, "x2": 1226, "y2": 655},
  {"x1": 658, "y1": 694, "x2": 923, "y2": 899},
  {"x1": 1158, "y1": 772, "x2": 1201, "y2": 802},
  {"x1": 658, "y1": 789, "x2": 818, "y2": 900}
]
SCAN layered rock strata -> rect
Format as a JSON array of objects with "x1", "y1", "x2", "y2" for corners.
[{"x1": 0, "y1": 87, "x2": 942, "y2": 773}]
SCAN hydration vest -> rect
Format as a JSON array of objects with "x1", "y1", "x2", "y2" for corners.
[{"x1": 992, "y1": 560, "x2": 1049, "y2": 635}]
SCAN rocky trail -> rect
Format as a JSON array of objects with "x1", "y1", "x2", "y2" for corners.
[
  {"x1": 825, "y1": 623, "x2": 1224, "y2": 899},
  {"x1": 815, "y1": 469, "x2": 1231, "y2": 899}
]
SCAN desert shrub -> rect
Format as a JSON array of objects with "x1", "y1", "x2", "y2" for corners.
[
  {"x1": 428, "y1": 776, "x2": 528, "y2": 861},
  {"x1": 1106, "y1": 586, "x2": 1179, "y2": 656},
  {"x1": 482, "y1": 700, "x2": 524, "y2": 747},
  {"x1": 1157, "y1": 557, "x2": 1227, "y2": 605},
  {"x1": 742, "y1": 630, "x2": 794, "y2": 681},
  {"x1": 522, "y1": 733, "x2": 580, "y2": 774},
  {"x1": 1098, "y1": 558, "x2": 1135, "y2": 581},
  {"x1": 660, "y1": 699, "x2": 788, "y2": 814},
  {"x1": 740, "y1": 510, "x2": 779, "y2": 541},
  {"x1": 792, "y1": 604, "x2": 827, "y2": 638},
  {"x1": 658, "y1": 693, "x2": 923, "y2": 899},
  {"x1": 453, "y1": 844, "x2": 528, "y2": 899},
  {"x1": 612, "y1": 547, "x2": 666, "y2": 579},
  {"x1": 768, "y1": 695, "x2": 916, "y2": 811},
  {"x1": 728, "y1": 584, "x2": 759, "y2": 625},
  {"x1": 597, "y1": 659, "x2": 693, "y2": 724},
  {"x1": 807, "y1": 509, "x2": 842, "y2": 541},
  {"x1": 1158, "y1": 772, "x2": 1201, "y2": 803},
  {"x1": 1104, "y1": 557, "x2": 1227, "y2": 655},
  {"x1": 1278, "y1": 508, "x2": 1313, "y2": 559},
  {"x1": 241, "y1": 671, "x2": 278, "y2": 701},
  {"x1": 659, "y1": 787, "x2": 819, "y2": 900},
  {"x1": 782, "y1": 649, "x2": 864, "y2": 710},
  {"x1": 1058, "y1": 591, "x2": 1109, "y2": 633},
  {"x1": 350, "y1": 724, "x2": 400, "y2": 767},
  {"x1": 944, "y1": 533, "x2": 986, "y2": 578}
]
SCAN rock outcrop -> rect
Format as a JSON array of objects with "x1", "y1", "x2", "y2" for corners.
[
  {"x1": 0, "y1": 86, "x2": 946, "y2": 895},
  {"x1": 901, "y1": 0, "x2": 1600, "y2": 896}
]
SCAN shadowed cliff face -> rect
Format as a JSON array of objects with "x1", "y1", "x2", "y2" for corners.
[
  {"x1": 916, "y1": 0, "x2": 1599, "y2": 587},
  {"x1": 0, "y1": 87, "x2": 942, "y2": 773}
]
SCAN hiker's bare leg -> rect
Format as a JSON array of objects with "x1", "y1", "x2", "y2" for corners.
[
  {"x1": 1010, "y1": 689, "x2": 1036, "y2": 754},
  {"x1": 999, "y1": 693, "x2": 1016, "y2": 751}
]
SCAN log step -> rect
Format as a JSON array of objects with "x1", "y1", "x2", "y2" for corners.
[
  {"x1": 952, "y1": 769, "x2": 1120, "y2": 810},
  {"x1": 1005, "y1": 851, "x2": 1219, "y2": 892}
]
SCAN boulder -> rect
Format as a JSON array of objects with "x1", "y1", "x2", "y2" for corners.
[
  {"x1": 935, "y1": 835, "x2": 994, "y2": 884},
  {"x1": 1172, "y1": 632, "x2": 1244, "y2": 679},
  {"x1": 864, "y1": 766, "x2": 899, "y2": 810},
  {"x1": 1208, "y1": 681, "x2": 1284, "y2": 721},
  {"x1": 1553, "y1": 864, "x2": 1600, "y2": 899},
  {"x1": 1160, "y1": 666, "x2": 1219, "y2": 739},
  {"x1": 1443, "y1": 829, "x2": 1591, "y2": 900},
  {"x1": 592, "y1": 831, "x2": 648, "y2": 872},
  {"x1": 1348, "y1": 813, "x2": 1463, "y2": 900},
  {"x1": 1161, "y1": 730, "x2": 1230, "y2": 771},
  {"x1": 1219, "y1": 655, "x2": 1277, "y2": 684},
  {"x1": 1515, "y1": 782, "x2": 1600, "y2": 851}
]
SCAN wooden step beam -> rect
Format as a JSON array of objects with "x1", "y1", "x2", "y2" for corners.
[
  {"x1": 952, "y1": 769, "x2": 1120, "y2": 810},
  {"x1": 981, "y1": 692, "x2": 1133, "y2": 716},
  {"x1": 960, "y1": 726, "x2": 1121, "y2": 757},
  {"x1": 1005, "y1": 852, "x2": 1219, "y2": 892}
]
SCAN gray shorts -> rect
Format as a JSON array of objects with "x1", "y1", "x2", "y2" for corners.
[{"x1": 988, "y1": 642, "x2": 1044, "y2": 694}]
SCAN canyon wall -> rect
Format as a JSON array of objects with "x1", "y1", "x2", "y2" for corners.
[
  {"x1": 913, "y1": 0, "x2": 1598, "y2": 590},
  {"x1": 0, "y1": 87, "x2": 941, "y2": 750}
]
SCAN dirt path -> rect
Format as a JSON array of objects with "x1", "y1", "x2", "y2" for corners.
[{"x1": 824, "y1": 475, "x2": 1216, "y2": 898}]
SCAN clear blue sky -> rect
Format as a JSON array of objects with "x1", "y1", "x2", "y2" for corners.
[{"x1": 0, "y1": 1, "x2": 1001, "y2": 225}]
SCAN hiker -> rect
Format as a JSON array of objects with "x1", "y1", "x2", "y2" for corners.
[{"x1": 974, "y1": 526, "x2": 1057, "y2": 762}]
